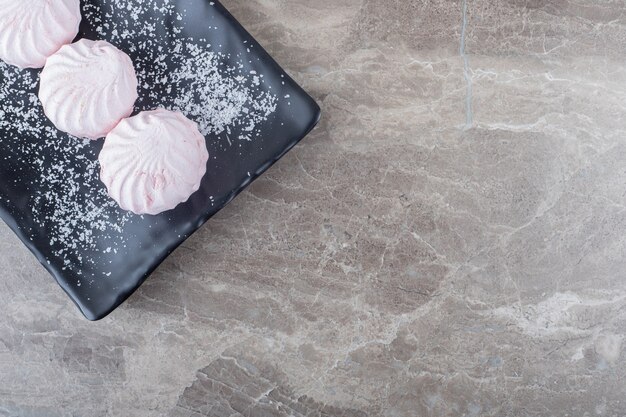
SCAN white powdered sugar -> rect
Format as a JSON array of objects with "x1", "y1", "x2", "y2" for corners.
[
  {"x1": 83, "y1": 0, "x2": 278, "y2": 140},
  {"x1": 0, "y1": 62, "x2": 131, "y2": 269},
  {"x1": 169, "y1": 44, "x2": 278, "y2": 140},
  {"x1": 0, "y1": 0, "x2": 281, "y2": 272}
]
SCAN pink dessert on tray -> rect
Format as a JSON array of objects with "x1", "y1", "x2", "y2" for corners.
[
  {"x1": 0, "y1": 0, "x2": 81, "y2": 69},
  {"x1": 38, "y1": 39, "x2": 138, "y2": 140},
  {"x1": 99, "y1": 108, "x2": 209, "y2": 216}
]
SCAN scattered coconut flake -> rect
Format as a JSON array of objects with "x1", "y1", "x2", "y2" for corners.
[
  {"x1": 0, "y1": 62, "x2": 132, "y2": 270},
  {"x1": 168, "y1": 44, "x2": 278, "y2": 140},
  {"x1": 83, "y1": 0, "x2": 278, "y2": 141}
]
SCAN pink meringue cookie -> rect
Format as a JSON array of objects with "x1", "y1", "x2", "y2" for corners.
[
  {"x1": 0, "y1": 0, "x2": 81, "y2": 69},
  {"x1": 39, "y1": 39, "x2": 138, "y2": 140},
  {"x1": 99, "y1": 109, "x2": 209, "y2": 215}
]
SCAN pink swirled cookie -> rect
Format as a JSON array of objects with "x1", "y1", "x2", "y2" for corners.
[
  {"x1": 99, "y1": 109, "x2": 209, "y2": 215},
  {"x1": 39, "y1": 39, "x2": 138, "y2": 140},
  {"x1": 0, "y1": 0, "x2": 81, "y2": 69}
]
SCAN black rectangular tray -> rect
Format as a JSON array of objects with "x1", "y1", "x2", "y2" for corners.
[{"x1": 0, "y1": 0, "x2": 320, "y2": 320}]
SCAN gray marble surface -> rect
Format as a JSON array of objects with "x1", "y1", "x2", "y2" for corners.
[{"x1": 2, "y1": 0, "x2": 626, "y2": 416}]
